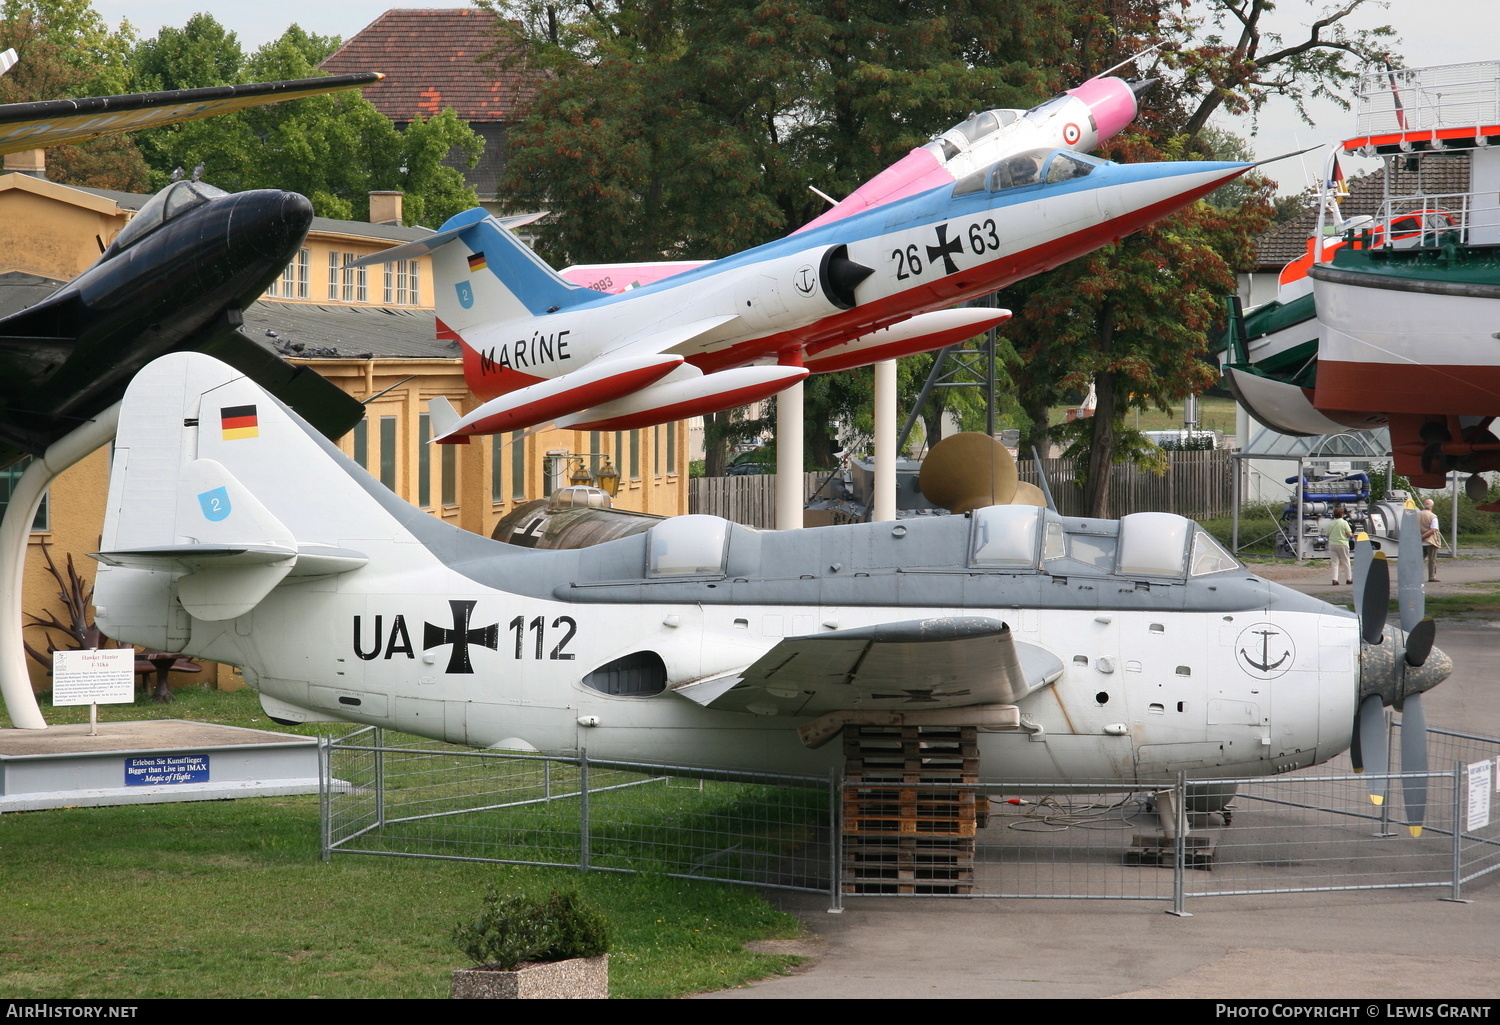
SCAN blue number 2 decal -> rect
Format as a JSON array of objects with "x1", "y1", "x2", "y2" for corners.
[{"x1": 198, "y1": 486, "x2": 231, "y2": 522}]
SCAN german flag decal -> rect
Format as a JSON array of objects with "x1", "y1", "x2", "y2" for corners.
[
  {"x1": 467, "y1": 251, "x2": 487, "y2": 273},
  {"x1": 220, "y1": 404, "x2": 259, "y2": 440}
]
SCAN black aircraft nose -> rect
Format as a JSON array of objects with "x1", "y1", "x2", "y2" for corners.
[{"x1": 229, "y1": 189, "x2": 315, "y2": 261}]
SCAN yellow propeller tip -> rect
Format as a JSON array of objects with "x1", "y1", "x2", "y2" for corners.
[
  {"x1": 1409, "y1": 825, "x2": 1423, "y2": 839},
  {"x1": 1371, "y1": 795, "x2": 1384, "y2": 806}
]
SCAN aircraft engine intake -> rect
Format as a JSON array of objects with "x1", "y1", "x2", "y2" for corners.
[{"x1": 731, "y1": 245, "x2": 873, "y2": 329}]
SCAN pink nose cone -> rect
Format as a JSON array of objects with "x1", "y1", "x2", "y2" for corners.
[{"x1": 1066, "y1": 76, "x2": 1139, "y2": 143}]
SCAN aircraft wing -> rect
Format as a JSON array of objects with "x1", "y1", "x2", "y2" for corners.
[
  {"x1": 677, "y1": 616, "x2": 1063, "y2": 716},
  {"x1": 0, "y1": 73, "x2": 382, "y2": 155}
]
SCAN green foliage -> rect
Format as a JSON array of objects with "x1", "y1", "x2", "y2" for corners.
[
  {"x1": 128, "y1": 12, "x2": 240, "y2": 92},
  {"x1": 1364, "y1": 463, "x2": 1413, "y2": 505},
  {"x1": 1202, "y1": 503, "x2": 1282, "y2": 555},
  {"x1": 1425, "y1": 484, "x2": 1500, "y2": 538},
  {"x1": 0, "y1": 0, "x2": 147, "y2": 189},
  {"x1": 0, "y1": 0, "x2": 135, "y2": 97},
  {"x1": 1170, "y1": 0, "x2": 1399, "y2": 139},
  {"x1": 485, "y1": 0, "x2": 1069, "y2": 265},
  {"x1": 453, "y1": 888, "x2": 611, "y2": 970},
  {"x1": 125, "y1": 18, "x2": 482, "y2": 224}
]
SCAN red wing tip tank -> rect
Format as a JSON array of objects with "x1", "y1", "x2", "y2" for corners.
[{"x1": 91, "y1": 354, "x2": 1451, "y2": 806}]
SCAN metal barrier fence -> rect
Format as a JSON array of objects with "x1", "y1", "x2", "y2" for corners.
[
  {"x1": 321, "y1": 728, "x2": 837, "y2": 895},
  {"x1": 321, "y1": 723, "x2": 1500, "y2": 912}
]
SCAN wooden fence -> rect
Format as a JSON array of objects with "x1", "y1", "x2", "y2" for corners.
[
  {"x1": 689, "y1": 450, "x2": 1232, "y2": 527},
  {"x1": 1020, "y1": 449, "x2": 1233, "y2": 521}
]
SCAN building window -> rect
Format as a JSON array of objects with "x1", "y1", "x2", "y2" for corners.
[
  {"x1": 382, "y1": 260, "x2": 421, "y2": 306},
  {"x1": 328, "y1": 251, "x2": 339, "y2": 300},
  {"x1": 352, "y1": 419, "x2": 368, "y2": 468},
  {"x1": 341, "y1": 252, "x2": 365, "y2": 303},
  {"x1": 491, "y1": 436, "x2": 503, "y2": 503},
  {"x1": 418, "y1": 413, "x2": 432, "y2": 508},
  {"x1": 268, "y1": 248, "x2": 310, "y2": 300},
  {"x1": 511, "y1": 430, "x2": 526, "y2": 500},
  {"x1": 379, "y1": 416, "x2": 397, "y2": 490},
  {"x1": 653, "y1": 425, "x2": 661, "y2": 476},
  {"x1": 667, "y1": 421, "x2": 676, "y2": 474},
  {"x1": 629, "y1": 429, "x2": 639, "y2": 479},
  {"x1": 0, "y1": 458, "x2": 47, "y2": 531},
  {"x1": 441, "y1": 438, "x2": 456, "y2": 507}
]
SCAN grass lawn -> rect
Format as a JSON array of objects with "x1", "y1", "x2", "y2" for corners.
[
  {"x1": 1045, "y1": 394, "x2": 1240, "y2": 436},
  {"x1": 0, "y1": 688, "x2": 806, "y2": 999}
]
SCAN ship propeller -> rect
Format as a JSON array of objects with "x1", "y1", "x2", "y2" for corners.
[
  {"x1": 1349, "y1": 503, "x2": 1450, "y2": 836},
  {"x1": 1418, "y1": 421, "x2": 1452, "y2": 476}
]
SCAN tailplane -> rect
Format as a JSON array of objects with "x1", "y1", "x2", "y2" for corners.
[
  {"x1": 92, "y1": 352, "x2": 495, "y2": 651},
  {"x1": 349, "y1": 209, "x2": 596, "y2": 337}
]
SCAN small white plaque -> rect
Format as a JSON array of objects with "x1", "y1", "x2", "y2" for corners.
[
  {"x1": 1468, "y1": 760, "x2": 1493, "y2": 832},
  {"x1": 51, "y1": 649, "x2": 134, "y2": 706}
]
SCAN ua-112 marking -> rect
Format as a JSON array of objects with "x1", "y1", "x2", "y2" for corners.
[
  {"x1": 353, "y1": 605, "x2": 579, "y2": 669},
  {"x1": 354, "y1": 149, "x2": 1251, "y2": 440},
  {"x1": 92, "y1": 353, "x2": 1453, "y2": 808}
]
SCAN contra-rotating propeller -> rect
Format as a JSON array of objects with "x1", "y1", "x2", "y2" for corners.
[{"x1": 1348, "y1": 502, "x2": 1450, "y2": 837}]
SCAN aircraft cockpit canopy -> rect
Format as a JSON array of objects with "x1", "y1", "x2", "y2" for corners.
[
  {"x1": 924, "y1": 109, "x2": 1022, "y2": 160},
  {"x1": 102, "y1": 180, "x2": 230, "y2": 259},
  {"x1": 969, "y1": 506, "x2": 1242, "y2": 580},
  {"x1": 952, "y1": 149, "x2": 1103, "y2": 197},
  {"x1": 647, "y1": 514, "x2": 730, "y2": 577}
]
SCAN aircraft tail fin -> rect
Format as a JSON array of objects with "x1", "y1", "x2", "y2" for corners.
[
  {"x1": 93, "y1": 351, "x2": 502, "y2": 651},
  {"x1": 351, "y1": 209, "x2": 595, "y2": 336}
]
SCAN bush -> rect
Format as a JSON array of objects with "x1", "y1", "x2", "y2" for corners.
[{"x1": 453, "y1": 889, "x2": 611, "y2": 971}]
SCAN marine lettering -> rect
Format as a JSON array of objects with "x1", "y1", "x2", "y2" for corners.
[{"x1": 499, "y1": 331, "x2": 574, "y2": 371}]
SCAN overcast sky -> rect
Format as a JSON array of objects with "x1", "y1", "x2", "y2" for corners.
[{"x1": 91, "y1": 1, "x2": 1497, "y2": 194}]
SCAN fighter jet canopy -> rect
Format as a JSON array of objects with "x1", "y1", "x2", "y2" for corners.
[
  {"x1": 102, "y1": 180, "x2": 230, "y2": 259},
  {"x1": 953, "y1": 149, "x2": 1104, "y2": 196}
]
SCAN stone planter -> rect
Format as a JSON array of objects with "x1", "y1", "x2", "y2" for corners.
[{"x1": 451, "y1": 954, "x2": 608, "y2": 999}]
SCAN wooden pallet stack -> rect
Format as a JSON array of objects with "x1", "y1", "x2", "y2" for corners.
[{"x1": 841, "y1": 724, "x2": 979, "y2": 894}]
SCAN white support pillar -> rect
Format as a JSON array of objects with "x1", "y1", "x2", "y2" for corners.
[
  {"x1": 776, "y1": 378, "x2": 805, "y2": 530},
  {"x1": 873, "y1": 359, "x2": 897, "y2": 523},
  {"x1": 0, "y1": 404, "x2": 120, "y2": 730}
]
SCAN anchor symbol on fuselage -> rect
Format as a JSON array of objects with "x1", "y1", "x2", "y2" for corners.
[{"x1": 1240, "y1": 628, "x2": 1290, "y2": 673}]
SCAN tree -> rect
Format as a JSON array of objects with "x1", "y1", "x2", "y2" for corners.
[
  {"x1": 0, "y1": 0, "x2": 149, "y2": 190},
  {"x1": 485, "y1": 0, "x2": 1073, "y2": 468},
  {"x1": 125, "y1": 21, "x2": 484, "y2": 225},
  {"x1": 1173, "y1": 0, "x2": 1399, "y2": 141},
  {"x1": 994, "y1": 0, "x2": 1389, "y2": 517},
  {"x1": 485, "y1": 0, "x2": 1070, "y2": 265}
]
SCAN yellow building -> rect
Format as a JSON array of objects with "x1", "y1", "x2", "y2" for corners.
[{"x1": 0, "y1": 168, "x2": 688, "y2": 696}]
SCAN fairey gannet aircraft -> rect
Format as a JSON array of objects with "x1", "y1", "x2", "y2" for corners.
[{"x1": 92, "y1": 353, "x2": 1451, "y2": 822}]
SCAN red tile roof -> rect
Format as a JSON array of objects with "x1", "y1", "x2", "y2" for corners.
[{"x1": 318, "y1": 8, "x2": 538, "y2": 124}]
